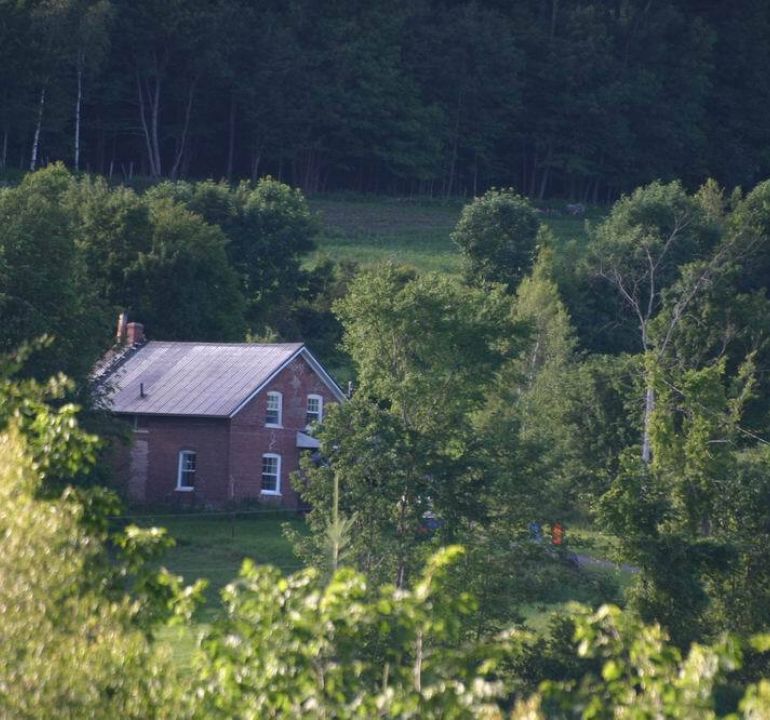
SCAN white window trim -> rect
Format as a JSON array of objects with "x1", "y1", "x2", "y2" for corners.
[
  {"x1": 265, "y1": 391, "x2": 283, "y2": 428},
  {"x1": 176, "y1": 449, "x2": 196, "y2": 492},
  {"x1": 306, "y1": 393, "x2": 324, "y2": 427},
  {"x1": 261, "y1": 453, "x2": 282, "y2": 495}
]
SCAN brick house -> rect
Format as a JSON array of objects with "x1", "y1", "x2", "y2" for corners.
[{"x1": 97, "y1": 322, "x2": 345, "y2": 507}]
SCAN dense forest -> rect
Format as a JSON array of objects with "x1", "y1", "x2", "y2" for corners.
[{"x1": 2, "y1": 0, "x2": 770, "y2": 199}]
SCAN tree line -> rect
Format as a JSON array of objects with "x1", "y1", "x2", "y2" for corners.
[
  {"x1": 2, "y1": 0, "x2": 770, "y2": 199},
  {"x1": 0, "y1": 164, "x2": 348, "y2": 382}
]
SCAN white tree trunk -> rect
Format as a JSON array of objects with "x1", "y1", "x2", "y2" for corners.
[
  {"x1": 136, "y1": 69, "x2": 163, "y2": 177},
  {"x1": 1, "y1": 128, "x2": 7, "y2": 170},
  {"x1": 151, "y1": 75, "x2": 162, "y2": 176},
  {"x1": 74, "y1": 58, "x2": 83, "y2": 171},
  {"x1": 30, "y1": 86, "x2": 46, "y2": 171},
  {"x1": 641, "y1": 384, "x2": 655, "y2": 464},
  {"x1": 136, "y1": 71, "x2": 156, "y2": 176},
  {"x1": 170, "y1": 79, "x2": 196, "y2": 180}
]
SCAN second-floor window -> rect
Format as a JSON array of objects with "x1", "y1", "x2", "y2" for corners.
[
  {"x1": 265, "y1": 391, "x2": 282, "y2": 426},
  {"x1": 306, "y1": 394, "x2": 323, "y2": 425}
]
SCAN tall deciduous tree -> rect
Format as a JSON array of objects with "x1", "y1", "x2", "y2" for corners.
[
  {"x1": 0, "y1": 164, "x2": 110, "y2": 379},
  {"x1": 125, "y1": 196, "x2": 245, "y2": 341},
  {"x1": 145, "y1": 177, "x2": 317, "y2": 335},
  {"x1": 0, "y1": 366, "x2": 202, "y2": 718},
  {"x1": 590, "y1": 180, "x2": 722, "y2": 462},
  {"x1": 295, "y1": 267, "x2": 513, "y2": 586}
]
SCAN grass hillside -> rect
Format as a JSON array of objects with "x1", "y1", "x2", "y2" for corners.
[{"x1": 308, "y1": 196, "x2": 599, "y2": 274}]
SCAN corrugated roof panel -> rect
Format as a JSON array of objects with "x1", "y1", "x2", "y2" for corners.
[{"x1": 102, "y1": 341, "x2": 304, "y2": 417}]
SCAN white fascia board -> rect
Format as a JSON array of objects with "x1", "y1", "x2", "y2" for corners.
[
  {"x1": 299, "y1": 347, "x2": 347, "y2": 402},
  {"x1": 228, "y1": 346, "x2": 305, "y2": 418}
]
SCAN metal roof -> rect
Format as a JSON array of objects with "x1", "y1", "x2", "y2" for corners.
[{"x1": 99, "y1": 341, "x2": 312, "y2": 417}]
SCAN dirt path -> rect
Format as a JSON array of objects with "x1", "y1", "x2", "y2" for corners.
[{"x1": 574, "y1": 553, "x2": 638, "y2": 574}]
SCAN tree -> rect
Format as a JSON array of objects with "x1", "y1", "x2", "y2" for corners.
[
  {"x1": 126, "y1": 196, "x2": 245, "y2": 340},
  {"x1": 0, "y1": 363, "x2": 202, "y2": 718},
  {"x1": 145, "y1": 178, "x2": 317, "y2": 335},
  {"x1": 292, "y1": 397, "x2": 439, "y2": 588},
  {"x1": 192, "y1": 546, "x2": 507, "y2": 719},
  {"x1": 590, "y1": 180, "x2": 723, "y2": 462},
  {"x1": 452, "y1": 189, "x2": 541, "y2": 292},
  {"x1": 0, "y1": 164, "x2": 111, "y2": 379},
  {"x1": 63, "y1": 173, "x2": 152, "y2": 310},
  {"x1": 476, "y1": 250, "x2": 584, "y2": 520},
  {"x1": 69, "y1": 0, "x2": 113, "y2": 171},
  {"x1": 335, "y1": 265, "x2": 512, "y2": 434},
  {"x1": 598, "y1": 358, "x2": 759, "y2": 646},
  {"x1": 293, "y1": 266, "x2": 513, "y2": 586},
  {"x1": 513, "y1": 604, "x2": 749, "y2": 719}
]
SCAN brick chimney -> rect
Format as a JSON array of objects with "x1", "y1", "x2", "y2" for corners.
[{"x1": 125, "y1": 322, "x2": 145, "y2": 346}]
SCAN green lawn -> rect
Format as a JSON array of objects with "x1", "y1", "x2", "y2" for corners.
[
  {"x1": 133, "y1": 512, "x2": 307, "y2": 667},
  {"x1": 135, "y1": 511, "x2": 626, "y2": 666},
  {"x1": 308, "y1": 196, "x2": 596, "y2": 274},
  {"x1": 309, "y1": 197, "x2": 464, "y2": 273},
  {"x1": 135, "y1": 512, "x2": 307, "y2": 605}
]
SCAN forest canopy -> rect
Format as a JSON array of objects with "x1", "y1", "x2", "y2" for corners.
[{"x1": 2, "y1": 0, "x2": 770, "y2": 199}]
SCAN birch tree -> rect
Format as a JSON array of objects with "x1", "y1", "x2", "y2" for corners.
[
  {"x1": 591, "y1": 180, "x2": 725, "y2": 462},
  {"x1": 71, "y1": 0, "x2": 112, "y2": 171},
  {"x1": 27, "y1": 1, "x2": 75, "y2": 170}
]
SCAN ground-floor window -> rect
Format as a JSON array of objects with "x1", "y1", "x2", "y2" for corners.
[
  {"x1": 261, "y1": 453, "x2": 281, "y2": 495},
  {"x1": 177, "y1": 450, "x2": 196, "y2": 491}
]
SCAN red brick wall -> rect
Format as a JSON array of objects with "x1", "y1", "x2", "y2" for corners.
[
  {"x1": 229, "y1": 355, "x2": 339, "y2": 507},
  {"x1": 125, "y1": 415, "x2": 230, "y2": 506}
]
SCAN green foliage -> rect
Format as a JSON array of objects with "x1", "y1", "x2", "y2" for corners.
[
  {"x1": 295, "y1": 265, "x2": 514, "y2": 596},
  {"x1": 0, "y1": 164, "x2": 112, "y2": 379},
  {"x1": 515, "y1": 604, "x2": 745, "y2": 719},
  {"x1": 127, "y1": 196, "x2": 245, "y2": 340},
  {"x1": 146, "y1": 177, "x2": 318, "y2": 334},
  {"x1": 598, "y1": 357, "x2": 769, "y2": 647},
  {"x1": 452, "y1": 189, "x2": 541, "y2": 292},
  {"x1": 291, "y1": 397, "x2": 436, "y2": 587},
  {"x1": 0, "y1": 368, "x2": 206, "y2": 718},
  {"x1": 191, "y1": 546, "x2": 506, "y2": 719},
  {"x1": 589, "y1": 180, "x2": 719, "y2": 354},
  {"x1": 64, "y1": 173, "x2": 152, "y2": 308},
  {"x1": 335, "y1": 264, "x2": 513, "y2": 433},
  {"x1": 730, "y1": 179, "x2": 770, "y2": 295}
]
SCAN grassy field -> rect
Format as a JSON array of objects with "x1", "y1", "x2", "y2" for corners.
[
  {"x1": 132, "y1": 512, "x2": 307, "y2": 667},
  {"x1": 308, "y1": 196, "x2": 598, "y2": 274},
  {"x1": 136, "y1": 512, "x2": 627, "y2": 667},
  {"x1": 133, "y1": 511, "x2": 307, "y2": 605}
]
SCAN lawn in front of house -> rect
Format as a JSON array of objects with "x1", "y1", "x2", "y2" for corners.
[
  {"x1": 131, "y1": 511, "x2": 308, "y2": 667},
  {"x1": 139, "y1": 511, "x2": 626, "y2": 667},
  {"x1": 134, "y1": 511, "x2": 308, "y2": 606}
]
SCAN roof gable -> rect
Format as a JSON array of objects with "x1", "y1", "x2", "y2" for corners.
[
  {"x1": 227, "y1": 347, "x2": 346, "y2": 417},
  {"x1": 99, "y1": 341, "x2": 339, "y2": 417}
]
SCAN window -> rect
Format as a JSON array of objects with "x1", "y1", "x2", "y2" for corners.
[
  {"x1": 177, "y1": 450, "x2": 196, "y2": 491},
  {"x1": 261, "y1": 453, "x2": 281, "y2": 495},
  {"x1": 306, "y1": 394, "x2": 323, "y2": 425},
  {"x1": 265, "y1": 391, "x2": 282, "y2": 426}
]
